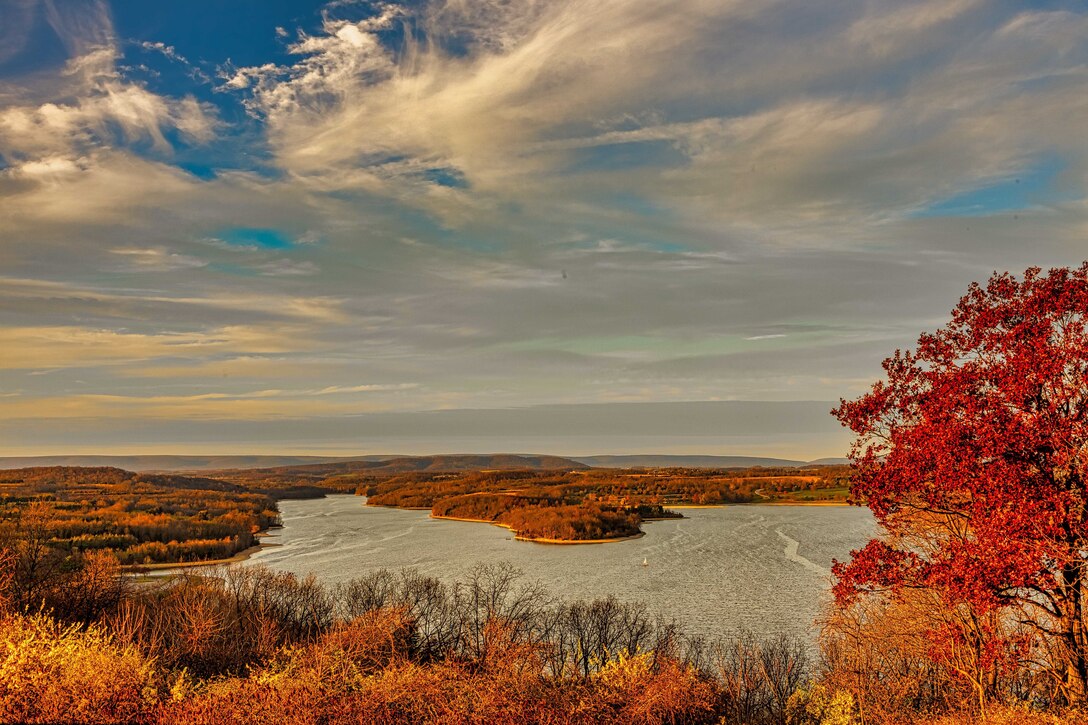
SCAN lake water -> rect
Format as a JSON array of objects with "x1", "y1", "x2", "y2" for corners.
[{"x1": 242, "y1": 495, "x2": 878, "y2": 644}]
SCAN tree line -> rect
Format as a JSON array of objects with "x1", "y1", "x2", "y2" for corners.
[
  {"x1": 362, "y1": 466, "x2": 850, "y2": 541},
  {"x1": 0, "y1": 467, "x2": 279, "y2": 566},
  {"x1": 363, "y1": 467, "x2": 852, "y2": 511}
]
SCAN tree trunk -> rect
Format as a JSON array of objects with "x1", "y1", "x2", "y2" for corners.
[{"x1": 1060, "y1": 565, "x2": 1088, "y2": 704}]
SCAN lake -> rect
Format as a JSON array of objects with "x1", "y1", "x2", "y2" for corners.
[{"x1": 241, "y1": 495, "x2": 878, "y2": 644}]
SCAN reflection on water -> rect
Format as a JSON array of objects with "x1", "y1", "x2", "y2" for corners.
[{"x1": 244, "y1": 495, "x2": 877, "y2": 643}]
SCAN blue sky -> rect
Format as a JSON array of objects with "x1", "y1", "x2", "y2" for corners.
[{"x1": 1, "y1": 0, "x2": 1087, "y2": 457}]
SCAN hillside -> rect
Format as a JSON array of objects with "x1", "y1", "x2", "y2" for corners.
[
  {"x1": 572, "y1": 454, "x2": 810, "y2": 468},
  {"x1": 0, "y1": 453, "x2": 846, "y2": 472},
  {"x1": 0, "y1": 466, "x2": 245, "y2": 493},
  {"x1": 0, "y1": 453, "x2": 588, "y2": 473},
  {"x1": 212, "y1": 454, "x2": 585, "y2": 476},
  {"x1": 0, "y1": 454, "x2": 391, "y2": 472}
]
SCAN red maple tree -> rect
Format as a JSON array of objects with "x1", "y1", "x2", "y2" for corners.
[{"x1": 833, "y1": 263, "x2": 1088, "y2": 703}]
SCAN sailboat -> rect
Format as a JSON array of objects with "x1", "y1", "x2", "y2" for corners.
[{"x1": 641, "y1": 558, "x2": 648, "y2": 567}]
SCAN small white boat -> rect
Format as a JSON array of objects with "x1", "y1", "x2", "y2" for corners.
[{"x1": 641, "y1": 558, "x2": 648, "y2": 567}]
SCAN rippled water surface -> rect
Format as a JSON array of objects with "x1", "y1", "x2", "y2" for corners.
[{"x1": 244, "y1": 495, "x2": 877, "y2": 642}]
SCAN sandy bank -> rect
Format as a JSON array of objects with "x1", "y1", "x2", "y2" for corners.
[
  {"x1": 513, "y1": 532, "x2": 645, "y2": 545},
  {"x1": 430, "y1": 513, "x2": 498, "y2": 525}
]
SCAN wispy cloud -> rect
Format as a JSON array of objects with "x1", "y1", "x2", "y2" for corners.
[
  {"x1": 110, "y1": 247, "x2": 208, "y2": 272},
  {"x1": 0, "y1": 324, "x2": 320, "y2": 370},
  {"x1": 215, "y1": 0, "x2": 1088, "y2": 232},
  {"x1": 315, "y1": 383, "x2": 419, "y2": 394},
  {"x1": 137, "y1": 40, "x2": 211, "y2": 83},
  {"x1": 258, "y1": 259, "x2": 320, "y2": 276},
  {"x1": 138, "y1": 41, "x2": 189, "y2": 66}
]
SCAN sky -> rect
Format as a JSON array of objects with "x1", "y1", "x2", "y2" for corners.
[{"x1": 1, "y1": 0, "x2": 1087, "y2": 459}]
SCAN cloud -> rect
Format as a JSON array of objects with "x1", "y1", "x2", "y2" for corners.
[
  {"x1": 0, "y1": 279, "x2": 355, "y2": 341},
  {"x1": 109, "y1": 247, "x2": 208, "y2": 272},
  {"x1": 138, "y1": 41, "x2": 190, "y2": 66},
  {"x1": 0, "y1": 1, "x2": 218, "y2": 236},
  {"x1": 2, "y1": 0, "x2": 1088, "y2": 454},
  {"x1": 211, "y1": 0, "x2": 1087, "y2": 235},
  {"x1": 315, "y1": 383, "x2": 419, "y2": 394},
  {"x1": 0, "y1": 392, "x2": 396, "y2": 421},
  {"x1": 0, "y1": 324, "x2": 325, "y2": 370},
  {"x1": 258, "y1": 259, "x2": 320, "y2": 276},
  {"x1": 0, "y1": 50, "x2": 216, "y2": 161}
]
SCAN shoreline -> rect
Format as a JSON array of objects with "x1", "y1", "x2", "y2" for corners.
[
  {"x1": 121, "y1": 536, "x2": 278, "y2": 572},
  {"x1": 431, "y1": 513, "x2": 499, "y2": 525},
  {"x1": 670, "y1": 501, "x2": 849, "y2": 508},
  {"x1": 514, "y1": 532, "x2": 645, "y2": 545},
  {"x1": 755, "y1": 501, "x2": 849, "y2": 506},
  {"x1": 431, "y1": 513, "x2": 645, "y2": 545}
]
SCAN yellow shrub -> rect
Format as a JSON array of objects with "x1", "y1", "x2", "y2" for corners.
[
  {"x1": 590, "y1": 651, "x2": 718, "y2": 724},
  {"x1": 0, "y1": 612, "x2": 158, "y2": 724},
  {"x1": 786, "y1": 683, "x2": 859, "y2": 725}
]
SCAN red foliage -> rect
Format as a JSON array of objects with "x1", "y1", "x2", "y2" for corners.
[{"x1": 833, "y1": 263, "x2": 1088, "y2": 701}]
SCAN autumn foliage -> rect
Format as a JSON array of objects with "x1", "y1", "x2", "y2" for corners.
[
  {"x1": 0, "y1": 553, "x2": 814, "y2": 725},
  {"x1": 829, "y1": 263, "x2": 1088, "y2": 716},
  {"x1": 365, "y1": 466, "x2": 850, "y2": 511},
  {"x1": 0, "y1": 467, "x2": 278, "y2": 567},
  {"x1": 0, "y1": 612, "x2": 157, "y2": 724},
  {"x1": 432, "y1": 493, "x2": 644, "y2": 541},
  {"x1": 369, "y1": 466, "x2": 849, "y2": 540}
]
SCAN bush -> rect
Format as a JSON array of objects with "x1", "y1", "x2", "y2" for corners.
[
  {"x1": 588, "y1": 651, "x2": 719, "y2": 724},
  {"x1": 786, "y1": 683, "x2": 859, "y2": 725},
  {"x1": 0, "y1": 612, "x2": 158, "y2": 723}
]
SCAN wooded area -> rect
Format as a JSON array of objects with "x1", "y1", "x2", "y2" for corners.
[
  {"x1": 0, "y1": 467, "x2": 279, "y2": 567},
  {"x1": 368, "y1": 466, "x2": 849, "y2": 541}
]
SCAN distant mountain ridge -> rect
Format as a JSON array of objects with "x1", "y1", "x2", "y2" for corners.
[
  {"x1": 0, "y1": 453, "x2": 846, "y2": 472},
  {"x1": 207, "y1": 455, "x2": 588, "y2": 479},
  {"x1": 571, "y1": 455, "x2": 811, "y2": 468},
  {"x1": 0, "y1": 455, "x2": 393, "y2": 472},
  {"x1": 0, "y1": 465, "x2": 246, "y2": 493}
]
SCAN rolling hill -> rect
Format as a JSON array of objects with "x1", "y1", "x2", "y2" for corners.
[{"x1": 571, "y1": 454, "x2": 810, "y2": 469}]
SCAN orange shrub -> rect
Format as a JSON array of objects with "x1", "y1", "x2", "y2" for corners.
[
  {"x1": 916, "y1": 705, "x2": 1086, "y2": 725},
  {"x1": 256, "y1": 608, "x2": 415, "y2": 685}
]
